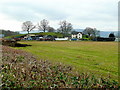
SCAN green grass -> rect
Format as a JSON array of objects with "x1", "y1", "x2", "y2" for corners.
[
  {"x1": 4, "y1": 34, "x2": 27, "y2": 39},
  {"x1": 4, "y1": 32, "x2": 63, "y2": 39},
  {"x1": 14, "y1": 41, "x2": 118, "y2": 80},
  {"x1": 34, "y1": 32, "x2": 63, "y2": 37},
  {"x1": 3, "y1": 45, "x2": 118, "y2": 88}
]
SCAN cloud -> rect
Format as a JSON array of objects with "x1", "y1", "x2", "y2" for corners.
[
  {"x1": 0, "y1": 13, "x2": 22, "y2": 31},
  {"x1": 0, "y1": 0, "x2": 68, "y2": 21},
  {"x1": 0, "y1": 0, "x2": 118, "y2": 31}
]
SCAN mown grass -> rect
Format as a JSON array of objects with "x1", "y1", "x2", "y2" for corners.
[{"x1": 14, "y1": 41, "x2": 118, "y2": 81}]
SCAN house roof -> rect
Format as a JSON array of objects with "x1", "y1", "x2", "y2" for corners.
[
  {"x1": 26, "y1": 34, "x2": 36, "y2": 37},
  {"x1": 77, "y1": 32, "x2": 82, "y2": 34},
  {"x1": 72, "y1": 32, "x2": 82, "y2": 35}
]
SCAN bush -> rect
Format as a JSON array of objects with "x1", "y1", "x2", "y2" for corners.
[
  {"x1": 82, "y1": 35, "x2": 90, "y2": 41},
  {"x1": 1, "y1": 39, "x2": 17, "y2": 47}
]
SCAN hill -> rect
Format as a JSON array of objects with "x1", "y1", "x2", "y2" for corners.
[
  {"x1": 19, "y1": 29, "x2": 118, "y2": 38},
  {"x1": 5, "y1": 32, "x2": 63, "y2": 39}
]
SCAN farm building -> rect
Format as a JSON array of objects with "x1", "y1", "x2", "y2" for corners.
[{"x1": 71, "y1": 32, "x2": 82, "y2": 39}]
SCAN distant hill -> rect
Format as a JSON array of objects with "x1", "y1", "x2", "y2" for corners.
[
  {"x1": 73, "y1": 29, "x2": 84, "y2": 32},
  {"x1": 20, "y1": 30, "x2": 40, "y2": 34}
]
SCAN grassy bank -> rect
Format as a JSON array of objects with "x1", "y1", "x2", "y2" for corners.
[{"x1": 14, "y1": 41, "x2": 118, "y2": 80}]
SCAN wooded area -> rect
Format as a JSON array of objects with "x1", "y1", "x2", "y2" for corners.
[{"x1": 0, "y1": 29, "x2": 19, "y2": 37}]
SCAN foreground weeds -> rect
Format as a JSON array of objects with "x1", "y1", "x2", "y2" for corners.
[{"x1": 1, "y1": 46, "x2": 119, "y2": 88}]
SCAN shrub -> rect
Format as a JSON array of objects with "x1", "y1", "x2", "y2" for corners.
[{"x1": 1, "y1": 39, "x2": 17, "y2": 47}]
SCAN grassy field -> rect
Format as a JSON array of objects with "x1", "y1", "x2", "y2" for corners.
[{"x1": 14, "y1": 41, "x2": 118, "y2": 80}]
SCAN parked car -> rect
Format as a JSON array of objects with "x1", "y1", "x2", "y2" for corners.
[
  {"x1": 12, "y1": 37, "x2": 22, "y2": 41},
  {"x1": 71, "y1": 38, "x2": 78, "y2": 41},
  {"x1": 40, "y1": 37, "x2": 44, "y2": 41},
  {"x1": 42, "y1": 35, "x2": 55, "y2": 41}
]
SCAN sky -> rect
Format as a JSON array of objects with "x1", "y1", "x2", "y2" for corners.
[{"x1": 0, "y1": 0, "x2": 119, "y2": 32}]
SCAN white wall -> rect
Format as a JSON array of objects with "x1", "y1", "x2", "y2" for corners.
[
  {"x1": 77, "y1": 33, "x2": 82, "y2": 39},
  {"x1": 55, "y1": 37, "x2": 68, "y2": 40},
  {"x1": 71, "y1": 33, "x2": 82, "y2": 39}
]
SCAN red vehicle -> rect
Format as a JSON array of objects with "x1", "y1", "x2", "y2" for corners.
[{"x1": 13, "y1": 37, "x2": 22, "y2": 41}]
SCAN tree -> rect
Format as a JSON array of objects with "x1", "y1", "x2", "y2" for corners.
[
  {"x1": 58, "y1": 20, "x2": 73, "y2": 35},
  {"x1": 48, "y1": 26, "x2": 55, "y2": 32},
  {"x1": 109, "y1": 32, "x2": 115, "y2": 38},
  {"x1": 38, "y1": 19, "x2": 49, "y2": 32},
  {"x1": 22, "y1": 21, "x2": 35, "y2": 34},
  {"x1": 0, "y1": 29, "x2": 19, "y2": 37},
  {"x1": 83, "y1": 27, "x2": 100, "y2": 38}
]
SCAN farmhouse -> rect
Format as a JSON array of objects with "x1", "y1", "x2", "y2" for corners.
[{"x1": 71, "y1": 32, "x2": 82, "y2": 39}]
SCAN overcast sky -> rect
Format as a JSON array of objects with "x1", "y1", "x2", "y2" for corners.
[{"x1": 0, "y1": 0, "x2": 119, "y2": 31}]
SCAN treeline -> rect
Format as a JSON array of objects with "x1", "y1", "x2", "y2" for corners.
[
  {"x1": 22, "y1": 19, "x2": 101, "y2": 38},
  {"x1": 22, "y1": 19, "x2": 73, "y2": 36},
  {"x1": 0, "y1": 29, "x2": 19, "y2": 37}
]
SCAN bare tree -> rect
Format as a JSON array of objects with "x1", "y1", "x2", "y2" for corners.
[
  {"x1": 38, "y1": 19, "x2": 49, "y2": 32},
  {"x1": 58, "y1": 20, "x2": 73, "y2": 35},
  {"x1": 83, "y1": 27, "x2": 100, "y2": 38},
  {"x1": 22, "y1": 21, "x2": 35, "y2": 34},
  {"x1": 48, "y1": 26, "x2": 55, "y2": 32}
]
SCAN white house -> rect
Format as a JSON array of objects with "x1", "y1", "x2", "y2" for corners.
[{"x1": 71, "y1": 32, "x2": 82, "y2": 39}]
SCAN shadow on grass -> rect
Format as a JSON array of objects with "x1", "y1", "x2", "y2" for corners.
[{"x1": 14, "y1": 43, "x2": 32, "y2": 47}]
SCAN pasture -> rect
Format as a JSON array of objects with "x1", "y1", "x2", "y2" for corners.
[{"x1": 15, "y1": 41, "x2": 118, "y2": 80}]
